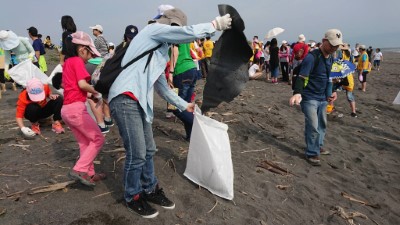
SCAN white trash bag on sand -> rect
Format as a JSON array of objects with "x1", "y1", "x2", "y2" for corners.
[
  {"x1": 393, "y1": 90, "x2": 400, "y2": 104},
  {"x1": 8, "y1": 59, "x2": 48, "y2": 87},
  {"x1": 184, "y1": 106, "x2": 234, "y2": 200}
]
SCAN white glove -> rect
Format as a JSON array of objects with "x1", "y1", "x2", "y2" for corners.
[
  {"x1": 212, "y1": 14, "x2": 232, "y2": 31},
  {"x1": 21, "y1": 127, "x2": 36, "y2": 137},
  {"x1": 91, "y1": 93, "x2": 103, "y2": 108}
]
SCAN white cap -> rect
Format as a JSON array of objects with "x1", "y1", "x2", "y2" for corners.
[
  {"x1": 324, "y1": 29, "x2": 343, "y2": 46},
  {"x1": 282, "y1": 40, "x2": 287, "y2": 44},
  {"x1": 89, "y1": 24, "x2": 103, "y2": 33},
  {"x1": 298, "y1": 34, "x2": 306, "y2": 42},
  {"x1": 109, "y1": 42, "x2": 114, "y2": 46},
  {"x1": 154, "y1": 4, "x2": 174, "y2": 19}
]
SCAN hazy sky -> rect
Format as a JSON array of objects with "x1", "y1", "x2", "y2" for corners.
[{"x1": 2, "y1": 0, "x2": 399, "y2": 48}]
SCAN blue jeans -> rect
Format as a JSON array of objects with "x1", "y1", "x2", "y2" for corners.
[
  {"x1": 301, "y1": 99, "x2": 328, "y2": 157},
  {"x1": 173, "y1": 68, "x2": 197, "y2": 139},
  {"x1": 110, "y1": 95, "x2": 158, "y2": 202}
]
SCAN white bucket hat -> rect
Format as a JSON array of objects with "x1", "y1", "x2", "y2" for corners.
[{"x1": 0, "y1": 30, "x2": 19, "y2": 50}]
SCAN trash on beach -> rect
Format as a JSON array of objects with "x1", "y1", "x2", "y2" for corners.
[
  {"x1": 28, "y1": 180, "x2": 76, "y2": 195},
  {"x1": 341, "y1": 192, "x2": 381, "y2": 209},
  {"x1": 331, "y1": 206, "x2": 368, "y2": 225},
  {"x1": 257, "y1": 160, "x2": 298, "y2": 177}
]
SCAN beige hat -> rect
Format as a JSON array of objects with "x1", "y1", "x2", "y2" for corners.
[
  {"x1": 155, "y1": 8, "x2": 187, "y2": 26},
  {"x1": 298, "y1": 34, "x2": 306, "y2": 42},
  {"x1": 324, "y1": 29, "x2": 343, "y2": 46},
  {"x1": 89, "y1": 24, "x2": 103, "y2": 33},
  {"x1": 359, "y1": 44, "x2": 366, "y2": 50},
  {"x1": 340, "y1": 43, "x2": 350, "y2": 50}
]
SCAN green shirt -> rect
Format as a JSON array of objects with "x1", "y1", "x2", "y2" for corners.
[{"x1": 174, "y1": 43, "x2": 196, "y2": 76}]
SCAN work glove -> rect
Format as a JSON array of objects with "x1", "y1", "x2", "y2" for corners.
[
  {"x1": 21, "y1": 127, "x2": 36, "y2": 137},
  {"x1": 91, "y1": 93, "x2": 103, "y2": 108},
  {"x1": 212, "y1": 14, "x2": 232, "y2": 31}
]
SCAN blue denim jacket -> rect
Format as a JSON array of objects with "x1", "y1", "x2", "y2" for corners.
[{"x1": 108, "y1": 23, "x2": 216, "y2": 123}]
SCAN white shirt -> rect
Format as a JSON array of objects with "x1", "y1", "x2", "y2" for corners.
[
  {"x1": 373, "y1": 52, "x2": 383, "y2": 61},
  {"x1": 248, "y1": 64, "x2": 259, "y2": 77}
]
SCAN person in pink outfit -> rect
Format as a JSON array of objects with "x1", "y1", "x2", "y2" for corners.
[{"x1": 61, "y1": 31, "x2": 105, "y2": 187}]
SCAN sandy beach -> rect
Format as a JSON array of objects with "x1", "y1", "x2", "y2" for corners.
[{"x1": 0, "y1": 49, "x2": 399, "y2": 225}]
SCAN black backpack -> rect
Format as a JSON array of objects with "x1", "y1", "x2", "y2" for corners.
[{"x1": 94, "y1": 42, "x2": 162, "y2": 97}]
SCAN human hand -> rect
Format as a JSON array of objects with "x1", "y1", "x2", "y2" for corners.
[
  {"x1": 328, "y1": 92, "x2": 337, "y2": 102},
  {"x1": 212, "y1": 14, "x2": 232, "y2": 31},
  {"x1": 49, "y1": 94, "x2": 59, "y2": 100},
  {"x1": 289, "y1": 94, "x2": 302, "y2": 106},
  {"x1": 91, "y1": 93, "x2": 103, "y2": 108},
  {"x1": 21, "y1": 127, "x2": 36, "y2": 137},
  {"x1": 186, "y1": 103, "x2": 195, "y2": 112}
]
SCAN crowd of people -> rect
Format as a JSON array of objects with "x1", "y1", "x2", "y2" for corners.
[{"x1": 0, "y1": 4, "x2": 385, "y2": 219}]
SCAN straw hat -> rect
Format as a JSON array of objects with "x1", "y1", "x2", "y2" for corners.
[
  {"x1": 340, "y1": 43, "x2": 350, "y2": 50},
  {"x1": 0, "y1": 30, "x2": 19, "y2": 50}
]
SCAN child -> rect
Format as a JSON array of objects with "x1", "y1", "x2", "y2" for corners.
[
  {"x1": 61, "y1": 31, "x2": 105, "y2": 187},
  {"x1": 248, "y1": 57, "x2": 263, "y2": 80}
]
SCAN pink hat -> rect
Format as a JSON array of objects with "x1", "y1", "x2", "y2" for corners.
[
  {"x1": 26, "y1": 78, "x2": 45, "y2": 102},
  {"x1": 71, "y1": 31, "x2": 100, "y2": 57}
]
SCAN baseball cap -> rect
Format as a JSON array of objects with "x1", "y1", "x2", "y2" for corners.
[
  {"x1": 359, "y1": 44, "x2": 366, "y2": 50},
  {"x1": 27, "y1": 26, "x2": 38, "y2": 36},
  {"x1": 155, "y1": 8, "x2": 187, "y2": 26},
  {"x1": 154, "y1": 4, "x2": 174, "y2": 19},
  {"x1": 89, "y1": 24, "x2": 103, "y2": 33},
  {"x1": 298, "y1": 34, "x2": 306, "y2": 42},
  {"x1": 124, "y1": 25, "x2": 139, "y2": 40},
  {"x1": 282, "y1": 40, "x2": 288, "y2": 44},
  {"x1": 71, "y1": 31, "x2": 101, "y2": 57},
  {"x1": 324, "y1": 29, "x2": 343, "y2": 46},
  {"x1": 27, "y1": 78, "x2": 45, "y2": 102},
  {"x1": 0, "y1": 30, "x2": 19, "y2": 50}
]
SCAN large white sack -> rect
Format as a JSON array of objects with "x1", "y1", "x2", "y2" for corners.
[
  {"x1": 393, "y1": 90, "x2": 400, "y2": 104},
  {"x1": 8, "y1": 59, "x2": 48, "y2": 87},
  {"x1": 47, "y1": 64, "x2": 64, "y2": 95},
  {"x1": 184, "y1": 106, "x2": 234, "y2": 200}
]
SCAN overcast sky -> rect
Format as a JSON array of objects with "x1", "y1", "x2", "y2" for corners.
[{"x1": 2, "y1": 0, "x2": 399, "y2": 48}]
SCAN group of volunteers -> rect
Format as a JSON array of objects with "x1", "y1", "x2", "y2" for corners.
[
  {"x1": 0, "y1": 5, "x2": 232, "y2": 219},
  {"x1": 0, "y1": 3, "x2": 386, "y2": 219}
]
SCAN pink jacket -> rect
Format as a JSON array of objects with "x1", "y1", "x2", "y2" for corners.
[{"x1": 279, "y1": 46, "x2": 290, "y2": 62}]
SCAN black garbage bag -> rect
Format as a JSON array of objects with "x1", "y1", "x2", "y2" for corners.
[{"x1": 201, "y1": 4, "x2": 253, "y2": 112}]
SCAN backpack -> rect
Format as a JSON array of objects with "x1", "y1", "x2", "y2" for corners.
[
  {"x1": 94, "y1": 42, "x2": 162, "y2": 97},
  {"x1": 292, "y1": 49, "x2": 324, "y2": 91}
]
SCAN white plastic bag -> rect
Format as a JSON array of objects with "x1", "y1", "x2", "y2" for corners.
[
  {"x1": 184, "y1": 106, "x2": 234, "y2": 200},
  {"x1": 393, "y1": 90, "x2": 400, "y2": 105},
  {"x1": 8, "y1": 59, "x2": 48, "y2": 87},
  {"x1": 47, "y1": 64, "x2": 64, "y2": 95}
]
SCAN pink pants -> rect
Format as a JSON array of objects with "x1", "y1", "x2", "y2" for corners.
[{"x1": 61, "y1": 101, "x2": 104, "y2": 176}]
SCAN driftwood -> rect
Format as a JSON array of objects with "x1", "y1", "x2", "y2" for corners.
[
  {"x1": 102, "y1": 148, "x2": 125, "y2": 153},
  {"x1": 257, "y1": 160, "x2": 298, "y2": 177},
  {"x1": 28, "y1": 181, "x2": 76, "y2": 195},
  {"x1": 341, "y1": 192, "x2": 381, "y2": 209},
  {"x1": 331, "y1": 206, "x2": 368, "y2": 225}
]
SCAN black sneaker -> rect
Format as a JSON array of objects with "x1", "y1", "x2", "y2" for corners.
[
  {"x1": 126, "y1": 193, "x2": 159, "y2": 219},
  {"x1": 145, "y1": 186, "x2": 175, "y2": 209},
  {"x1": 104, "y1": 119, "x2": 114, "y2": 127},
  {"x1": 351, "y1": 113, "x2": 357, "y2": 118},
  {"x1": 98, "y1": 125, "x2": 110, "y2": 134}
]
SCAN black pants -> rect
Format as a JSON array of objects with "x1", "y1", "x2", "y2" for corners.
[
  {"x1": 280, "y1": 62, "x2": 289, "y2": 81},
  {"x1": 24, "y1": 97, "x2": 63, "y2": 123},
  {"x1": 0, "y1": 69, "x2": 4, "y2": 83}
]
